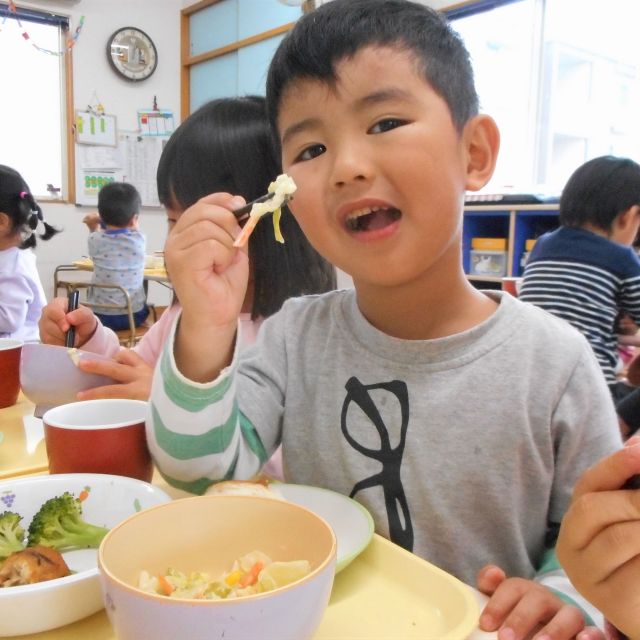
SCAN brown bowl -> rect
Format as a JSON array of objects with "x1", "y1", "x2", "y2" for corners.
[{"x1": 43, "y1": 399, "x2": 152, "y2": 481}]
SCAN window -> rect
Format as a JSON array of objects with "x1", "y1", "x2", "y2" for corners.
[
  {"x1": 448, "y1": 0, "x2": 640, "y2": 195},
  {"x1": 183, "y1": 0, "x2": 301, "y2": 114},
  {"x1": 0, "y1": 5, "x2": 69, "y2": 198}
]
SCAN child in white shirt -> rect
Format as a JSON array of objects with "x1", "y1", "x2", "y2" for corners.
[{"x1": 0, "y1": 164, "x2": 59, "y2": 342}]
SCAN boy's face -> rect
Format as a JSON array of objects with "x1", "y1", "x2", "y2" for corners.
[{"x1": 278, "y1": 46, "x2": 492, "y2": 289}]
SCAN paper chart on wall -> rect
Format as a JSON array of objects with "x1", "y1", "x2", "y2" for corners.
[
  {"x1": 137, "y1": 110, "x2": 175, "y2": 136},
  {"x1": 118, "y1": 132, "x2": 169, "y2": 207},
  {"x1": 74, "y1": 131, "x2": 169, "y2": 207},
  {"x1": 75, "y1": 111, "x2": 117, "y2": 146}
]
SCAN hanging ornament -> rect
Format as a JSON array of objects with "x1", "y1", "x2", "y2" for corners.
[
  {"x1": 0, "y1": 1, "x2": 85, "y2": 56},
  {"x1": 87, "y1": 91, "x2": 105, "y2": 116}
]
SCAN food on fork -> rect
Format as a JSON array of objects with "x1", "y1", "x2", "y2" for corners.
[
  {"x1": 0, "y1": 545, "x2": 70, "y2": 587},
  {"x1": 233, "y1": 174, "x2": 297, "y2": 248}
]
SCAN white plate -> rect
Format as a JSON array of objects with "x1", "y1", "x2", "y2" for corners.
[
  {"x1": 276, "y1": 484, "x2": 374, "y2": 573},
  {"x1": 0, "y1": 473, "x2": 171, "y2": 636}
]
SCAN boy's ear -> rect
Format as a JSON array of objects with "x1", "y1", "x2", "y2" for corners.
[
  {"x1": 615, "y1": 204, "x2": 640, "y2": 230},
  {"x1": 462, "y1": 115, "x2": 500, "y2": 192}
]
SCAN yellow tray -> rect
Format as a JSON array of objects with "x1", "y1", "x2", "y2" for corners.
[
  {"x1": 11, "y1": 534, "x2": 478, "y2": 640},
  {"x1": 0, "y1": 394, "x2": 48, "y2": 480},
  {"x1": 316, "y1": 534, "x2": 478, "y2": 639}
]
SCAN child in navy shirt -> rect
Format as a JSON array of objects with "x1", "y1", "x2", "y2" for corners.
[{"x1": 520, "y1": 155, "x2": 640, "y2": 436}]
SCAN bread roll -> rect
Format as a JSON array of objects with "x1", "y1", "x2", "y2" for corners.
[{"x1": 204, "y1": 480, "x2": 284, "y2": 500}]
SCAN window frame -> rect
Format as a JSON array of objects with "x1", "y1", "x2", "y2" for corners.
[{"x1": 0, "y1": 3, "x2": 75, "y2": 201}]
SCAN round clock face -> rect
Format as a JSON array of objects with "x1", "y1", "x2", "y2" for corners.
[{"x1": 107, "y1": 27, "x2": 158, "y2": 82}]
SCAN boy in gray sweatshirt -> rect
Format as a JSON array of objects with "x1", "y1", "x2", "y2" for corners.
[{"x1": 149, "y1": 1, "x2": 621, "y2": 637}]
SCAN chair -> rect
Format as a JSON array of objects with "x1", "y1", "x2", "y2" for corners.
[{"x1": 53, "y1": 265, "x2": 154, "y2": 347}]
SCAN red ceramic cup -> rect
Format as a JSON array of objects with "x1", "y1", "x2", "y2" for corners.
[
  {"x1": 0, "y1": 339, "x2": 22, "y2": 409},
  {"x1": 43, "y1": 399, "x2": 153, "y2": 482}
]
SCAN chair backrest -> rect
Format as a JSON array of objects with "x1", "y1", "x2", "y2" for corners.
[
  {"x1": 71, "y1": 283, "x2": 138, "y2": 347},
  {"x1": 54, "y1": 264, "x2": 154, "y2": 347}
]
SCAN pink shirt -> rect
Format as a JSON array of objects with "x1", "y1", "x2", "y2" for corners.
[{"x1": 82, "y1": 305, "x2": 262, "y2": 365}]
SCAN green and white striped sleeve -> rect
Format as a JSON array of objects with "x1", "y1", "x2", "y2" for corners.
[{"x1": 147, "y1": 315, "x2": 269, "y2": 495}]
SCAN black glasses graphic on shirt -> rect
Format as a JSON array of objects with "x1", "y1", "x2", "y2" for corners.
[{"x1": 341, "y1": 376, "x2": 414, "y2": 551}]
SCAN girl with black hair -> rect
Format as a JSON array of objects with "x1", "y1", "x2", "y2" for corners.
[
  {"x1": 0, "y1": 164, "x2": 59, "y2": 341},
  {"x1": 39, "y1": 97, "x2": 336, "y2": 478}
]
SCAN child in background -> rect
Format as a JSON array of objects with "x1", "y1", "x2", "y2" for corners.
[
  {"x1": 84, "y1": 181, "x2": 149, "y2": 331},
  {"x1": 38, "y1": 96, "x2": 336, "y2": 479},
  {"x1": 556, "y1": 440, "x2": 640, "y2": 640},
  {"x1": 0, "y1": 164, "x2": 59, "y2": 342},
  {"x1": 147, "y1": 1, "x2": 621, "y2": 637},
  {"x1": 519, "y1": 156, "x2": 640, "y2": 437}
]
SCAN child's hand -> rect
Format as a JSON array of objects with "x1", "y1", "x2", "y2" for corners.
[
  {"x1": 165, "y1": 192, "x2": 247, "y2": 325},
  {"x1": 556, "y1": 439, "x2": 640, "y2": 640},
  {"x1": 76, "y1": 349, "x2": 153, "y2": 400},
  {"x1": 38, "y1": 297, "x2": 98, "y2": 348},
  {"x1": 82, "y1": 212, "x2": 100, "y2": 232},
  {"x1": 163, "y1": 192, "x2": 248, "y2": 382},
  {"x1": 477, "y1": 564, "x2": 586, "y2": 639}
]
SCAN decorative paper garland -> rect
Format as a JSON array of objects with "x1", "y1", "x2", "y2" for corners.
[{"x1": 0, "y1": 0, "x2": 85, "y2": 56}]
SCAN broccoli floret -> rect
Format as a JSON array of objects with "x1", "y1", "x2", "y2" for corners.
[
  {"x1": 0, "y1": 511, "x2": 26, "y2": 560},
  {"x1": 27, "y1": 492, "x2": 108, "y2": 552}
]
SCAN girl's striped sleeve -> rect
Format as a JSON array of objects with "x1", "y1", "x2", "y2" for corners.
[{"x1": 146, "y1": 314, "x2": 268, "y2": 494}]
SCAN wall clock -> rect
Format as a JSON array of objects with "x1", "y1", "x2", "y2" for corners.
[{"x1": 107, "y1": 27, "x2": 158, "y2": 82}]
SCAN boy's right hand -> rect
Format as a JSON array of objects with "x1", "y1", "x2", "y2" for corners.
[
  {"x1": 163, "y1": 192, "x2": 249, "y2": 382},
  {"x1": 39, "y1": 297, "x2": 98, "y2": 348}
]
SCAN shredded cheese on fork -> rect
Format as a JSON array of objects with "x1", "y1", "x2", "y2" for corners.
[{"x1": 233, "y1": 174, "x2": 297, "y2": 248}]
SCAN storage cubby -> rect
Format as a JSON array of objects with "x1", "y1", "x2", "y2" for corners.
[{"x1": 463, "y1": 204, "x2": 559, "y2": 283}]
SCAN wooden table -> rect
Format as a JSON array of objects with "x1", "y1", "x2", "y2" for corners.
[
  {"x1": 0, "y1": 394, "x2": 48, "y2": 479},
  {"x1": 72, "y1": 259, "x2": 170, "y2": 284}
]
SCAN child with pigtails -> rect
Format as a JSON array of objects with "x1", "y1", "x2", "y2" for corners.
[{"x1": 0, "y1": 164, "x2": 59, "y2": 342}]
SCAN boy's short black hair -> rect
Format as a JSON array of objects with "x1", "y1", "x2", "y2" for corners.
[
  {"x1": 559, "y1": 156, "x2": 640, "y2": 231},
  {"x1": 266, "y1": 0, "x2": 478, "y2": 135},
  {"x1": 97, "y1": 182, "x2": 141, "y2": 227}
]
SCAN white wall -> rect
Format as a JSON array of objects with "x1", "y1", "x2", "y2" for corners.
[
  {"x1": 26, "y1": 0, "x2": 457, "y2": 299},
  {"x1": 22, "y1": 0, "x2": 182, "y2": 304}
]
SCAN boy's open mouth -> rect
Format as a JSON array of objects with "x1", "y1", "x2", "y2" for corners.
[{"x1": 345, "y1": 206, "x2": 401, "y2": 232}]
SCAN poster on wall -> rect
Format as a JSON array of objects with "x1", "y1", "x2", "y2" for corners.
[
  {"x1": 119, "y1": 131, "x2": 168, "y2": 206},
  {"x1": 74, "y1": 131, "x2": 168, "y2": 207},
  {"x1": 137, "y1": 109, "x2": 175, "y2": 136},
  {"x1": 75, "y1": 110, "x2": 117, "y2": 146},
  {"x1": 79, "y1": 168, "x2": 125, "y2": 205}
]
